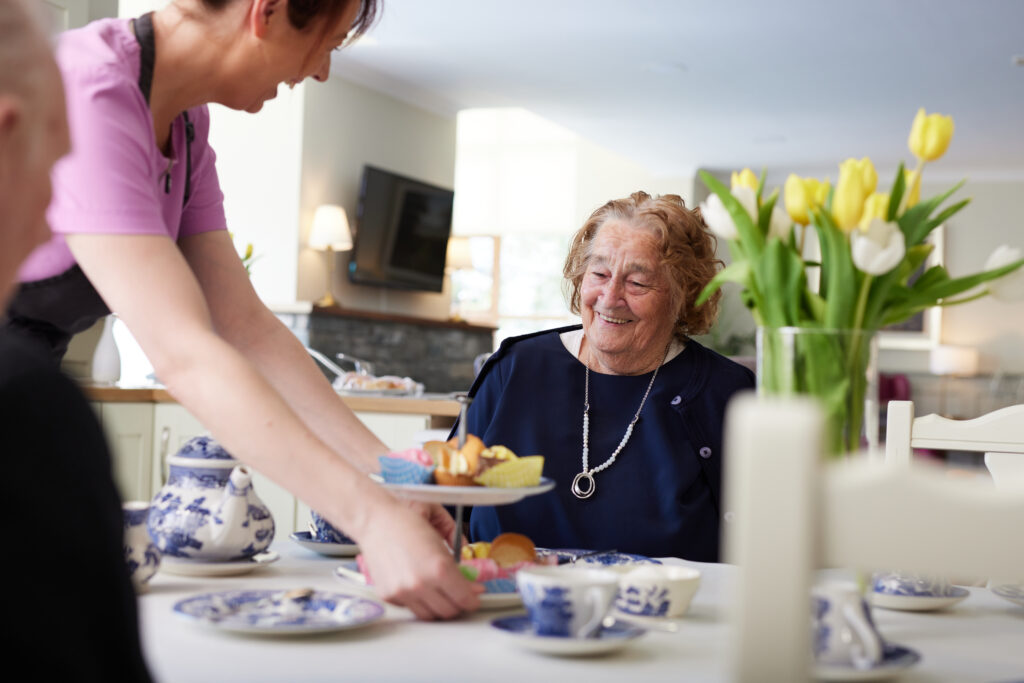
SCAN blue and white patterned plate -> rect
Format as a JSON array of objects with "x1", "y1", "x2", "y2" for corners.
[
  {"x1": 536, "y1": 549, "x2": 662, "y2": 568},
  {"x1": 870, "y1": 585, "x2": 969, "y2": 612},
  {"x1": 491, "y1": 614, "x2": 645, "y2": 656},
  {"x1": 814, "y1": 643, "x2": 920, "y2": 681},
  {"x1": 173, "y1": 589, "x2": 385, "y2": 635},
  {"x1": 991, "y1": 583, "x2": 1024, "y2": 607},
  {"x1": 289, "y1": 531, "x2": 359, "y2": 558},
  {"x1": 333, "y1": 561, "x2": 522, "y2": 609}
]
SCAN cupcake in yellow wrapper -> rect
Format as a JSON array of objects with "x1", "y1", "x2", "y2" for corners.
[{"x1": 474, "y1": 455, "x2": 544, "y2": 488}]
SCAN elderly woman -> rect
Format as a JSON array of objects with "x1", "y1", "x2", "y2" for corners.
[{"x1": 464, "y1": 191, "x2": 755, "y2": 562}]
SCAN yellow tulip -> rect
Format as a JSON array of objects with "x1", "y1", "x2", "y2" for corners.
[
  {"x1": 858, "y1": 193, "x2": 890, "y2": 231},
  {"x1": 784, "y1": 174, "x2": 829, "y2": 225},
  {"x1": 731, "y1": 168, "x2": 759, "y2": 192},
  {"x1": 847, "y1": 157, "x2": 877, "y2": 196},
  {"x1": 832, "y1": 159, "x2": 867, "y2": 232},
  {"x1": 908, "y1": 108, "x2": 954, "y2": 162},
  {"x1": 903, "y1": 169, "x2": 921, "y2": 208},
  {"x1": 244, "y1": 243, "x2": 254, "y2": 260}
]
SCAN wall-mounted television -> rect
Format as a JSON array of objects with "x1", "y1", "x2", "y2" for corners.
[{"x1": 347, "y1": 165, "x2": 454, "y2": 293}]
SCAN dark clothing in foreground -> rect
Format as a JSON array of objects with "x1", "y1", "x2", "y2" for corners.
[{"x1": 0, "y1": 332, "x2": 151, "y2": 681}]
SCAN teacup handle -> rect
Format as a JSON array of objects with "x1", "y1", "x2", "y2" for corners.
[
  {"x1": 577, "y1": 587, "x2": 609, "y2": 639},
  {"x1": 840, "y1": 599, "x2": 883, "y2": 668}
]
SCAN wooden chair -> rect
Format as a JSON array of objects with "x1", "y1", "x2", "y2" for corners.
[
  {"x1": 884, "y1": 400, "x2": 1024, "y2": 466},
  {"x1": 722, "y1": 394, "x2": 1024, "y2": 683}
]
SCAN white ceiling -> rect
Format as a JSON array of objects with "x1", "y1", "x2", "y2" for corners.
[{"x1": 333, "y1": 0, "x2": 1024, "y2": 181}]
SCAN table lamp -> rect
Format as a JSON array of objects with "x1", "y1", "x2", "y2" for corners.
[{"x1": 308, "y1": 204, "x2": 352, "y2": 307}]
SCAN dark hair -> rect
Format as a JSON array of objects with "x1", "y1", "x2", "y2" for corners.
[
  {"x1": 203, "y1": 0, "x2": 380, "y2": 41},
  {"x1": 563, "y1": 191, "x2": 723, "y2": 338}
]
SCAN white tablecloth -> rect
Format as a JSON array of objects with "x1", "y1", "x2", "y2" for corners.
[{"x1": 138, "y1": 542, "x2": 1024, "y2": 682}]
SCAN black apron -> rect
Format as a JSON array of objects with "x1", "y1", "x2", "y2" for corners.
[{"x1": 3, "y1": 13, "x2": 193, "y2": 362}]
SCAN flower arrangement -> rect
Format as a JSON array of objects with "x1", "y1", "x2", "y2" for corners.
[
  {"x1": 696, "y1": 109, "x2": 1024, "y2": 455},
  {"x1": 230, "y1": 232, "x2": 258, "y2": 275}
]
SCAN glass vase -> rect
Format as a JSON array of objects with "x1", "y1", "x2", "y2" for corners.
[{"x1": 756, "y1": 327, "x2": 879, "y2": 458}]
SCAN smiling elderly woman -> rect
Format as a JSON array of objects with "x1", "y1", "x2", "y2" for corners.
[{"x1": 463, "y1": 191, "x2": 755, "y2": 562}]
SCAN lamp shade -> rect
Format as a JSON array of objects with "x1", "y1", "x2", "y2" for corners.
[
  {"x1": 446, "y1": 236, "x2": 473, "y2": 271},
  {"x1": 929, "y1": 345, "x2": 979, "y2": 376},
  {"x1": 308, "y1": 204, "x2": 352, "y2": 251}
]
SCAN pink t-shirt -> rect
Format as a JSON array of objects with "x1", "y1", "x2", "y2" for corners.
[{"x1": 18, "y1": 18, "x2": 227, "y2": 282}]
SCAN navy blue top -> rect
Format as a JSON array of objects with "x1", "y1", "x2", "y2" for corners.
[{"x1": 464, "y1": 326, "x2": 755, "y2": 562}]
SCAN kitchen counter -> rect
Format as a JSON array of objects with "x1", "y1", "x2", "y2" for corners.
[{"x1": 82, "y1": 385, "x2": 461, "y2": 419}]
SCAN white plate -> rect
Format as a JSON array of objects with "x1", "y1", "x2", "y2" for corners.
[
  {"x1": 383, "y1": 477, "x2": 555, "y2": 505},
  {"x1": 870, "y1": 586, "x2": 969, "y2": 611},
  {"x1": 490, "y1": 614, "x2": 645, "y2": 656},
  {"x1": 991, "y1": 583, "x2": 1024, "y2": 607},
  {"x1": 333, "y1": 562, "x2": 522, "y2": 610},
  {"x1": 173, "y1": 589, "x2": 385, "y2": 635},
  {"x1": 336, "y1": 386, "x2": 422, "y2": 397},
  {"x1": 814, "y1": 644, "x2": 920, "y2": 681},
  {"x1": 289, "y1": 531, "x2": 359, "y2": 557},
  {"x1": 161, "y1": 551, "x2": 280, "y2": 577}
]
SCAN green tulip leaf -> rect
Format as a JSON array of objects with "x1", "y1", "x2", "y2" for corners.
[
  {"x1": 696, "y1": 260, "x2": 752, "y2": 307},
  {"x1": 699, "y1": 170, "x2": 765, "y2": 254},
  {"x1": 898, "y1": 179, "x2": 966, "y2": 246}
]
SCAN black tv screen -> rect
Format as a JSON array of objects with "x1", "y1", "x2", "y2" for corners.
[{"x1": 348, "y1": 165, "x2": 454, "y2": 293}]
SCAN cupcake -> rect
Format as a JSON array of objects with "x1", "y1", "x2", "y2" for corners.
[{"x1": 377, "y1": 448, "x2": 435, "y2": 485}]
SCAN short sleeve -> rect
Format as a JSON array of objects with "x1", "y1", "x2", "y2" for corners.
[{"x1": 48, "y1": 64, "x2": 170, "y2": 236}]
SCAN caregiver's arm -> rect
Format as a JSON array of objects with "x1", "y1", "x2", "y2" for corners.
[
  {"x1": 179, "y1": 229, "x2": 385, "y2": 474},
  {"x1": 66, "y1": 232, "x2": 480, "y2": 619}
]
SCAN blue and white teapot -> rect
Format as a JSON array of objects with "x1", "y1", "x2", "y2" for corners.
[{"x1": 148, "y1": 436, "x2": 275, "y2": 561}]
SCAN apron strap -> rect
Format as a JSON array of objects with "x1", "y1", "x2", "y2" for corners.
[{"x1": 131, "y1": 12, "x2": 192, "y2": 205}]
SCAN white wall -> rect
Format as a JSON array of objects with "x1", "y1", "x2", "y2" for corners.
[{"x1": 297, "y1": 77, "x2": 458, "y2": 318}]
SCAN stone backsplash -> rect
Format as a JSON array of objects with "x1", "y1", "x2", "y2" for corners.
[{"x1": 276, "y1": 308, "x2": 495, "y2": 394}]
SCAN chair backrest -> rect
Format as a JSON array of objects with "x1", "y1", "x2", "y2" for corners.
[
  {"x1": 723, "y1": 394, "x2": 1024, "y2": 683},
  {"x1": 885, "y1": 400, "x2": 1024, "y2": 466}
]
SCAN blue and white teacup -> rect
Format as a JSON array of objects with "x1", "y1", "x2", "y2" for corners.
[
  {"x1": 309, "y1": 510, "x2": 356, "y2": 545},
  {"x1": 123, "y1": 501, "x2": 161, "y2": 592},
  {"x1": 516, "y1": 566, "x2": 620, "y2": 638},
  {"x1": 812, "y1": 582, "x2": 884, "y2": 669},
  {"x1": 872, "y1": 571, "x2": 954, "y2": 598},
  {"x1": 617, "y1": 565, "x2": 701, "y2": 617}
]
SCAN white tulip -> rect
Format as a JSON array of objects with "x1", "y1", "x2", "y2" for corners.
[
  {"x1": 699, "y1": 193, "x2": 740, "y2": 240},
  {"x1": 768, "y1": 204, "x2": 793, "y2": 241},
  {"x1": 850, "y1": 218, "x2": 906, "y2": 275},
  {"x1": 984, "y1": 245, "x2": 1024, "y2": 301}
]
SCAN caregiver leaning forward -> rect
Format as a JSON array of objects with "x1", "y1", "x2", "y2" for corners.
[{"x1": 5, "y1": 0, "x2": 482, "y2": 619}]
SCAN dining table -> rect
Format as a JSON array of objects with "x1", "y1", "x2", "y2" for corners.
[{"x1": 138, "y1": 541, "x2": 1024, "y2": 682}]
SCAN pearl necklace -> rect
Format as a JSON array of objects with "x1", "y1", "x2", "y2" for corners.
[{"x1": 571, "y1": 343, "x2": 669, "y2": 500}]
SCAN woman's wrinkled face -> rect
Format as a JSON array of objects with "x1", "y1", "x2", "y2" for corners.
[
  {"x1": 244, "y1": 1, "x2": 359, "y2": 112},
  {"x1": 580, "y1": 219, "x2": 676, "y2": 374}
]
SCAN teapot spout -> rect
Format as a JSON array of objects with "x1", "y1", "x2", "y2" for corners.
[{"x1": 209, "y1": 465, "x2": 255, "y2": 554}]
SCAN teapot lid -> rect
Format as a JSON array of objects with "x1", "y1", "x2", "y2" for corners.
[{"x1": 175, "y1": 436, "x2": 235, "y2": 461}]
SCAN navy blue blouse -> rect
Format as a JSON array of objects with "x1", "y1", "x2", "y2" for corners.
[{"x1": 464, "y1": 326, "x2": 755, "y2": 562}]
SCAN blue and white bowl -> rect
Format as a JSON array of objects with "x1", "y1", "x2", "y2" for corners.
[
  {"x1": 872, "y1": 571, "x2": 954, "y2": 598},
  {"x1": 310, "y1": 510, "x2": 356, "y2": 545}
]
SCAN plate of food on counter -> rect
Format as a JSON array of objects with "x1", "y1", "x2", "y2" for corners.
[
  {"x1": 375, "y1": 435, "x2": 554, "y2": 505},
  {"x1": 333, "y1": 371, "x2": 424, "y2": 396},
  {"x1": 334, "y1": 532, "x2": 557, "y2": 609}
]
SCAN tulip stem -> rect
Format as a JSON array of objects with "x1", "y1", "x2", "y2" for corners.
[
  {"x1": 852, "y1": 274, "x2": 873, "y2": 330},
  {"x1": 897, "y1": 158, "x2": 926, "y2": 215},
  {"x1": 937, "y1": 291, "x2": 989, "y2": 307}
]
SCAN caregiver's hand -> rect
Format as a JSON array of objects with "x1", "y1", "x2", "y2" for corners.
[{"x1": 357, "y1": 504, "x2": 482, "y2": 620}]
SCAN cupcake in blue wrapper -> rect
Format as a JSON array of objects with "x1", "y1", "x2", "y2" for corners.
[{"x1": 378, "y1": 448, "x2": 435, "y2": 485}]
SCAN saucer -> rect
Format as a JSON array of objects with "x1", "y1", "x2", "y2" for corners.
[
  {"x1": 490, "y1": 614, "x2": 645, "y2": 656},
  {"x1": 991, "y1": 583, "x2": 1024, "y2": 607},
  {"x1": 814, "y1": 643, "x2": 921, "y2": 681},
  {"x1": 333, "y1": 561, "x2": 522, "y2": 610},
  {"x1": 870, "y1": 586, "x2": 969, "y2": 612},
  {"x1": 173, "y1": 589, "x2": 385, "y2": 635},
  {"x1": 289, "y1": 531, "x2": 359, "y2": 557},
  {"x1": 161, "y1": 551, "x2": 280, "y2": 577}
]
